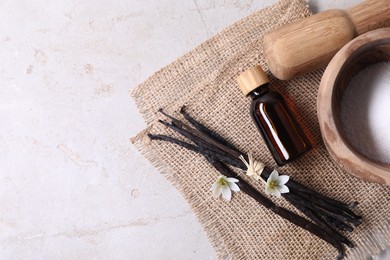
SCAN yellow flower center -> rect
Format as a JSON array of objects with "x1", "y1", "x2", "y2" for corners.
[
  {"x1": 269, "y1": 180, "x2": 278, "y2": 189},
  {"x1": 217, "y1": 178, "x2": 228, "y2": 187}
]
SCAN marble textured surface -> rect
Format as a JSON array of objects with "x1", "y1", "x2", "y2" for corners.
[{"x1": 1, "y1": 0, "x2": 389, "y2": 259}]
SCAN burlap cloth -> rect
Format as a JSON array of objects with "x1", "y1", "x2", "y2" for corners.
[{"x1": 131, "y1": 0, "x2": 390, "y2": 259}]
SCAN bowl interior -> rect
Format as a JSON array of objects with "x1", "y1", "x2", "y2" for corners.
[{"x1": 332, "y1": 39, "x2": 390, "y2": 167}]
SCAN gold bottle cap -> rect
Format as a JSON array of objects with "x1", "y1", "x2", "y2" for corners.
[{"x1": 236, "y1": 65, "x2": 270, "y2": 96}]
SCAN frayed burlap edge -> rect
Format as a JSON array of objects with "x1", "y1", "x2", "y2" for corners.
[
  {"x1": 131, "y1": 0, "x2": 311, "y2": 126},
  {"x1": 131, "y1": 130, "x2": 238, "y2": 259},
  {"x1": 132, "y1": 132, "x2": 390, "y2": 260},
  {"x1": 130, "y1": 0, "x2": 390, "y2": 259},
  {"x1": 347, "y1": 220, "x2": 390, "y2": 259}
]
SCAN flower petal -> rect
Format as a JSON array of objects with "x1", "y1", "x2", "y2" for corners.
[
  {"x1": 221, "y1": 185, "x2": 232, "y2": 201},
  {"x1": 278, "y1": 175, "x2": 290, "y2": 185},
  {"x1": 278, "y1": 184, "x2": 290, "y2": 194},
  {"x1": 273, "y1": 189, "x2": 282, "y2": 198},
  {"x1": 269, "y1": 170, "x2": 279, "y2": 181},
  {"x1": 212, "y1": 183, "x2": 222, "y2": 198},
  {"x1": 227, "y1": 177, "x2": 239, "y2": 183},
  {"x1": 265, "y1": 184, "x2": 282, "y2": 198},
  {"x1": 228, "y1": 182, "x2": 240, "y2": 192},
  {"x1": 265, "y1": 185, "x2": 273, "y2": 195}
]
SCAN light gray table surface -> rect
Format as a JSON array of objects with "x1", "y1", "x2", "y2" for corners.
[{"x1": 1, "y1": 0, "x2": 389, "y2": 259}]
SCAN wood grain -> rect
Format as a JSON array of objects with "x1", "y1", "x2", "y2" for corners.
[
  {"x1": 263, "y1": 0, "x2": 390, "y2": 80},
  {"x1": 318, "y1": 28, "x2": 390, "y2": 185}
]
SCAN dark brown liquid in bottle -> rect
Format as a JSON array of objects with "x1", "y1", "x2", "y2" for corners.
[{"x1": 249, "y1": 86, "x2": 311, "y2": 166}]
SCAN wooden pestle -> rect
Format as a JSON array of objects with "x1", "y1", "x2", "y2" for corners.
[{"x1": 263, "y1": 0, "x2": 390, "y2": 80}]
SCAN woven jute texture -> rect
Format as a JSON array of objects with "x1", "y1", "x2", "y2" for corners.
[{"x1": 131, "y1": 0, "x2": 390, "y2": 259}]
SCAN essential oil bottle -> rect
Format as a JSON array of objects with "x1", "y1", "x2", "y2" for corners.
[{"x1": 236, "y1": 65, "x2": 311, "y2": 166}]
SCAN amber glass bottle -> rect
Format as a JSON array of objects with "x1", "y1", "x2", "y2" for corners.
[{"x1": 237, "y1": 66, "x2": 311, "y2": 166}]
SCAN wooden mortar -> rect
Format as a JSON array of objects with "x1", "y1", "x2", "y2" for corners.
[{"x1": 318, "y1": 28, "x2": 390, "y2": 185}]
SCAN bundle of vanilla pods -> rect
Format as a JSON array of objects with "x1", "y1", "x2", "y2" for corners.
[{"x1": 149, "y1": 106, "x2": 362, "y2": 260}]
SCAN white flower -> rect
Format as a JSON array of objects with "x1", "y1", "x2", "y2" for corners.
[
  {"x1": 265, "y1": 170, "x2": 290, "y2": 198},
  {"x1": 239, "y1": 153, "x2": 265, "y2": 181},
  {"x1": 211, "y1": 176, "x2": 240, "y2": 201}
]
